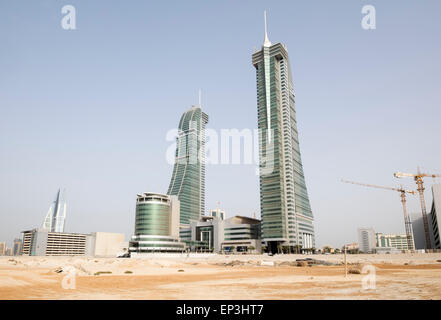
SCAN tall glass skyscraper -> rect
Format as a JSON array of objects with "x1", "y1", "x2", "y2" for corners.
[
  {"x1": 167, "y1": 105, "x2": 208, "y2": 232},
  {"x1": 252, "y1": 12, "x2": 315, "y2": 253},
  {"x1": 41, "y1": 189, "x2": 67, "y2": 233}
]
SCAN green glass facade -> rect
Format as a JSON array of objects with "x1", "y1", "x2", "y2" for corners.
[
  {"x1": 130, "y1": 193, "x2": 185, "y2": 253},
  {"x1": 252, "y1": 40, "x2": 315, "y2": 250},
  {"x1": 134, "y1": 202, "x2": 170, "y2": 236},
  {"x1": 167, "y1": 106, "x2": 208, "y2": 228}
]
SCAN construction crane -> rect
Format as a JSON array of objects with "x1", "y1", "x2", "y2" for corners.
[
  {"x1": 394, "y1": 168, "x2": 441, "y2": 249},
  {"x1": 341, "y1": 179, "x2": 416, "y2": 250}
]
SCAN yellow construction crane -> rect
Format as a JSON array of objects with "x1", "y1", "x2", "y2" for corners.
[
  {"x1": 394, "y1": 169, "x2": 441, "y2": 249},
  {"x1": 341, "y1": 179, "x2": 416, "y2": 250}
]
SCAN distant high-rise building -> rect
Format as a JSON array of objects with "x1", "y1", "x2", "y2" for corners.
[
  {"x1": 411, "y1": 186, "x2": 441, "y2": 250},
  {"x1": 209, "y1": 208, "x2": 225, "y2": 220},
  {"x1": 0, "y1": 242, "x2": 6, "y2": 256},
  {"x1": 252, "y1": 12, "x2": 315, "y2": 253},
  {"x1": 167, "y1": 105, "x2": 208, "y2": 231},
  {"x1": 429, "y1": 184, "x2": 441, "y2": 249},
  {"x1": 358, "y1": 228, "x2": 376, "y2": 253},
  {"x1": 12, "y1": 238, "x2": 22, "y2": 256},
  {"x1": 42, "y1": 189, "x2": 67, "y2": 233},
  {"x1": 411, "y1": 212, "x2": 431, "y2": 250}
]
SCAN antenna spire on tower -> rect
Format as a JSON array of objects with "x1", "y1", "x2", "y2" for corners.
[
  {"x1": 198, "y1": 88, "x2": 202, "y2": 107},
  {"x1": 263, "y1": 10, "x2": 272, "y2": 47}
]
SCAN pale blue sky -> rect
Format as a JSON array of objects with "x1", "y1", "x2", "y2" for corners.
[{"x1": 1, "y1": 0, "x2": 440, "y2": 248}]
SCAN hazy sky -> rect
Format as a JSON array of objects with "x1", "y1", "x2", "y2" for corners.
[{"x1": 1, "y1": 0, "x2": 440, "y2": 248}]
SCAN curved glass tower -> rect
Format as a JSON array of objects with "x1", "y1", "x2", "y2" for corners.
[
  {"x1": 252, "y1": 12, "x2": 315, "y2": 253},
  {"x1": 167, "y1": 105, "x2": 208, "y2": 229}
]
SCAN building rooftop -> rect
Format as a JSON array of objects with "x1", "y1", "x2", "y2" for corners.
[{"x1": 225, "y1": 215, "x2": 261, "y2": 225}]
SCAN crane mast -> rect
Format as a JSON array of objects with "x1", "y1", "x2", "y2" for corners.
[
  {"x1": 399, "y1": 191, "x2": 414, "y2": 251},
  {"x1": 394, "y1": 169, "x2": 441, "y2": 250},
  {"x1": 341, "y1": 179, "x2": 416, "y2": 250}
]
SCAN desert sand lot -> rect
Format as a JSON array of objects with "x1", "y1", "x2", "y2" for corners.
[{"x1": 1, "y1": 253, "x2": 441, "y2": 300}]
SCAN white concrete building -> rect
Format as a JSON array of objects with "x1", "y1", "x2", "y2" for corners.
[
  {"x1": 186, "y1": 215, "x2": 261, "y2": 253},
  {"x1": 375, "y1": 233, "x2": 412, "y2": 251},
  {"x1": 21, "y1": 229, "x2": 125, "y2": 257},
  {"x1": 357, "y1": 228, "x2": 376, "y2": 253},
  {"x1": 89, "y1": 232, "x2": 126, "y2": 257}
]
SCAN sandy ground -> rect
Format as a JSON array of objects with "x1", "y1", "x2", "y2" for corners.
[{"x1": 1, "y1": 253, "x2": 441, "y2": 300}]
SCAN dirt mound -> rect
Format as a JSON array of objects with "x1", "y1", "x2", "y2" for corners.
[
  {"x1": 276, "y1": 259, "x2": 339, "y2": 267},
  {"x1": 224, "y1": 260, "x2": 244, "y2": 266}
]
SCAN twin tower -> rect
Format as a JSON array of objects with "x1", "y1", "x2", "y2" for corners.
[{"x1": 131, "y1": 13, "x2": 315, "y2": 254}]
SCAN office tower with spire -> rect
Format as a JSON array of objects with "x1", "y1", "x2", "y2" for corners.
[
  {"x1": 167, "y1": 95, "x2": 208, "y2": 231},
  {"x1": 42, "y1": 189, "x2": 67, "y2": 233},
  {"x1": 252, "y1": 12, "x2": 315, "y2": 253}
]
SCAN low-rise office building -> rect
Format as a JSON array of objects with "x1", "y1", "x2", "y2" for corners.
[
  {"x1": 222, "y1": 216, "x2": 261, "y2": 253},
  {"x1": 22, "y1": 229, "x2": 91, "y2": 256},
  {"x1": 21, "y1": 229, "x2": 124, "y2": 257},
  {"x1": 185, "y1": 216, "x2": 222, "y2": 252},
  {"x1": 129, "y1": 192, "x2": 185, "y2": 254},
  {"x1": 187, "y1": 215, "x2": 261, "y2": 253},
  {"x1": 375, "y1": 233, "x2": 412, "y2": 251}
]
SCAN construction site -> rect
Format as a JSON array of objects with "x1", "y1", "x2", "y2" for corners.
[
  {"x1": 1, "y1": 253, "x2": 441, "y2": 300},
  {"x1": 342, "y1": 167, "x2": 441, "y2": 253}
]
